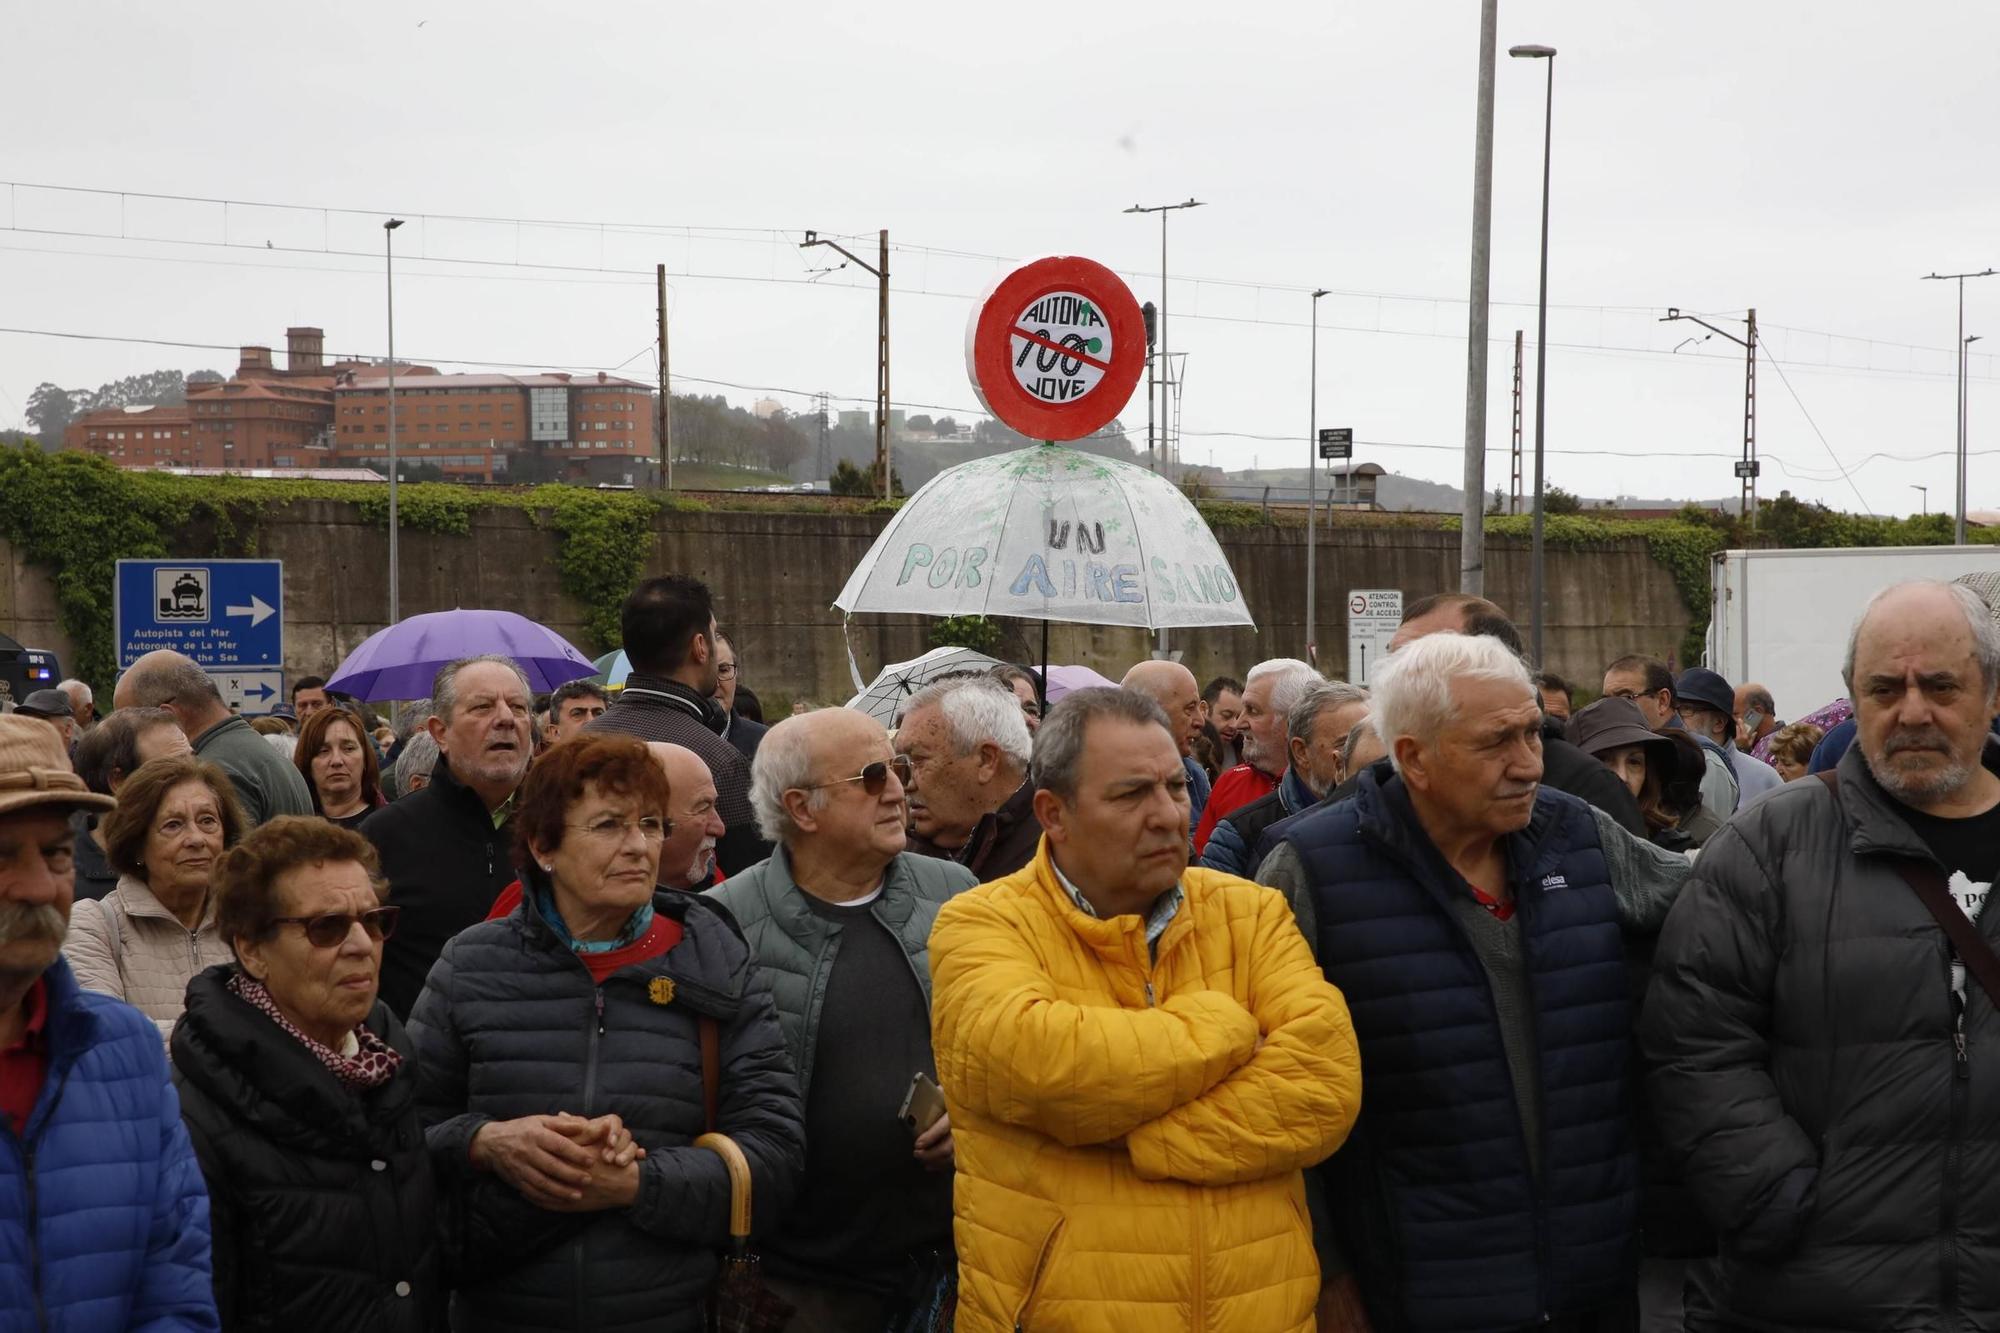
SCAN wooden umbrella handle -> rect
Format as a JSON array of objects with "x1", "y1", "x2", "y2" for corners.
[{"x1": 695, "y1": 1132, "x2": 753, "y2": 1240}]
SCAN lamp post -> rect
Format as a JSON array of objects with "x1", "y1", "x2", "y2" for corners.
[
  {"x1": 1126, "y1": 197, "x2": 1204, "y2": 657},
  {"x1": 1970, "y1": 334, "x2": 1985, "y2": 527},
  {"x1": 1912, "y1": 484, "x2": 1929, "y2": 516},
  {"x1": 383, "y1": 218, "x2": 404, "y2": 625},
  {"x1": 1511, "y1": 42, "x2": 1555, "y2": 666},
  {"x1": 1307, "y1": 288, "x2": 1330, "y2": 663},
  {"x1": 1922, "y1": 267, "x2": 1996, "y2": 544}
]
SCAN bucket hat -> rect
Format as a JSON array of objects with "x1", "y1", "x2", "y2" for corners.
[{"x1": 0, "y1": 715, "x2": 114, "y2": 817}]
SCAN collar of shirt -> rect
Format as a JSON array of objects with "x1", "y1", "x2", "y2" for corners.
[
  {"x1": 1051, "y1": 859, "x2": 1184, "y2": 954},
  {"x1": 490, "y1": 789, "x2": 518, "y2": 830}
]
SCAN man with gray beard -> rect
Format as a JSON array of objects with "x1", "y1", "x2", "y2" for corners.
[
  {"x1": 0, "y1": 715, "x2": 218, "y2": 1326},
  {"x1": 1644, "y1": 580, "x2": 2000, "y2": 1330}
]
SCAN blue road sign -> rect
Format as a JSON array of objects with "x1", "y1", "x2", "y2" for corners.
[{"x1": 116, "y1": 560, "x2": 283, "y2": 670}]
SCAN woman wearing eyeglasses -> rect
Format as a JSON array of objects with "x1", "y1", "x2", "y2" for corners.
[
  {"x1": 169, "y1": 815, "x2": 441, "y2": 1332},
  {"x1": 407, "y1": 733, "x2": 804, "y2": 1333},
  {"x1": 66, "y1": 753, "x2": 245, "y2": 1041}
]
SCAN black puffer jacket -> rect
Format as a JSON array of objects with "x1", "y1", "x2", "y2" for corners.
[
  {"x1": 1642, "y1": 741, "x2": 2000, "y2": 1330},
  {"x1": 408, "y1": 886, "x2": 805, "y2": 1333},
  {"x1": 363, "y1": 760, "x2": 519, "y2": 1018},
  {"x1": 170, "y1": 964, "x2": 442, "y2": 1333}
]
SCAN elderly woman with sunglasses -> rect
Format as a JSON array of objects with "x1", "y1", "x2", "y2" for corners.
[
  {"x1": 168, "y1": 816, "x2": 442, "y2": 1332},
  {"x1": 407, "y1": 733, "x2": 804, "y2": 1333}
]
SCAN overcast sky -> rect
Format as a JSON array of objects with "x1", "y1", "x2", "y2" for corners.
[{"x1": 6, "y1": 2, "x2": 1998, "y2": 512}]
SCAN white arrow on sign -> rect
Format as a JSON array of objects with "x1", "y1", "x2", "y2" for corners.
[{"x1": 225, "y1": 595, "x2": 276, "y2": 628}]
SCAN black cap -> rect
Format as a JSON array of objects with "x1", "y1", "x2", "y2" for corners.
[
  {"x1": 1674, "y1": 667, "x2": 1737, "y2": 740},
  {"x1": 15, "y1": 689, "x2": 71, "y2": 720}
]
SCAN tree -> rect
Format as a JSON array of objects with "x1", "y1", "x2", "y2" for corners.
[
  {"x1": 933, "y1": 416, "x2": 959, "y2": 438},
  {"x1": 830, "y1": 458, "x2": 904, "y2": 497},
  {"x1": 25, "y1": 383, "x2": 75, "y2": 449},
  {"x1": 907, "y1": 413, "x2": 935, "y2": 434},
  {"x1": 1544, "y1": 485, "x2": 1584, "y2": 515}
]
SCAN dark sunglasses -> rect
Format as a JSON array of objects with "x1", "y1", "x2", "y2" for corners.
[
  {"x1": 270, "y1": 906, "x2": 401, "y2": 949},
  {"x1": 803, "y1": 753, "x2": 913, "y2": 795}
]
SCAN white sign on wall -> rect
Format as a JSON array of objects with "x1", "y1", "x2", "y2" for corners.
[{"x1": 1346, "y1": 589, "x2": 1403, "y2": 685}]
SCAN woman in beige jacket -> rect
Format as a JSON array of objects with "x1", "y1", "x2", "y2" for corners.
[{"x1": 65, "y1": 753, "x2": 246, "y2": 1040}]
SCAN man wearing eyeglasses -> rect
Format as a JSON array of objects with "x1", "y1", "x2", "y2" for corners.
[
  {"x1": 712, "y1": 708, "x2": 976, "y2": 1329},
  {"x1": 712, "y1": 632, "x2": 769, "y2": 762},
  {"x1": 0, "y1": 714, "x2": 219, "y2": 1328},
  {"x1": 930, "y1": 687, "x2": 1361, "y2": 1333}
]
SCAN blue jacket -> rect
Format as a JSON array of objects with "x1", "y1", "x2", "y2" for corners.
[
  {"x1": 1282, "y1": 769, "x2": 1639, "y2": 1333},
  {"x1": 1200, "y1": 766, "x2": 1313, "y2": 878},
  {"x1": 0, "y1": 956, "x2": 217, "y2": 1333},
  {"x1": 1182, "y1": 755, "x2": 1210, "y2": 836}
]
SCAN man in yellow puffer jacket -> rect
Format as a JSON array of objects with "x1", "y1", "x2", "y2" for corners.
[{"x1": 931, "y1": 686, "x2": 1362, "y2": 1333}]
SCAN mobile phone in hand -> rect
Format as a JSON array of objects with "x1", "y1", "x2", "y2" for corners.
[{"x1": 899, "y1": 1071, "x2": 948, "y2": 1134}]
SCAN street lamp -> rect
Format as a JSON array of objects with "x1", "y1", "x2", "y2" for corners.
[
  {"x1": 1511, "y1": 42, "x2": 1556, "y2": 666},
  {"x1": 1307, "y1": 288, "x2": 1330, "y2": 663},
  {"x1": 1969, "y1": 334, "x2": 1985, "y2": 526},
  {"x1": 1126, "y1": 197, "x2": 1204, "y2": 657},
  {"x1": 1922, "y1": 267, "x2": 1996, "y2": 544},
  {"x1": 1912, "y1": 484, "x2": 1929, "y2": 517},
  {"x1": 383, "y1": 218, "x2": 405, "y2": 625}
]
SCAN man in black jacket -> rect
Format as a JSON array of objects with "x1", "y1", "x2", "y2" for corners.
[
  {"x1": 1643, "y1": 579, "x2": 2000, "y2": 1330},
  {"x1": 589, "y1": 576, "x2": 769, "y2": 876},
  {"x1": 1203, "y1": 681, "x2": 1368, "y2": 878},
  {"x1": 363, "y1": 654, "x2": 533, "y2": 1017}
]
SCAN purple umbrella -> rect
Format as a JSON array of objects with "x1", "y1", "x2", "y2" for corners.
[
  {"x1": 326, "y1": 609, "x2": 599, "y2": 701},
  {"x1": 1043, "y1": 664, "x2": 1118, "y2": 702}
]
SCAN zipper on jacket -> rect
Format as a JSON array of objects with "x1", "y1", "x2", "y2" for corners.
[
  {"x1": 1942, "y1": 1007, "x2": 1968, "y2": 1314},
  {"x1": 1144, "y1": 979, "x2": 1156, "y2": 1007},
  {"x1": 1011, "y1": 1218, "x2": 1065, "y2": 1332},
  {"x1": 9, "y1": 1062, "x2": 72, "y2": 1333},
  {"x1": 574, "y1": 988, "x2": 606, "y2": 1332}
]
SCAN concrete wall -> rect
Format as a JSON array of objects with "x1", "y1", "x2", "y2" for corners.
[{"x1": 0, "y1": 503, "x2": 1691, "y2": 703}]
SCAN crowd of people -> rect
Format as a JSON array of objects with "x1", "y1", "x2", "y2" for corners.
[{"x1": 4, "y1": 568, "x2": 2000, "y2": 1332}]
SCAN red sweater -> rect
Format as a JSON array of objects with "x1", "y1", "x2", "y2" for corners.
[
  {"x1": 1192, "y1": 764, "x2": 1281, "y2": 854},
  {"x1": 483, "y1": 880, "x2": 683, "y2": 982}
]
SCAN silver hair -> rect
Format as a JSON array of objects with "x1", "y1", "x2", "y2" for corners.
[
  {"x1": 1341, "y1": 714, "x2": 1379, "y2": 773},
  {"x1": 1289, "y1": 681, "x2": 1369, "y2": 746},
  {"x1": 1246, "y1": 658, "x2": 1324, "y2": 719},
  {"x1": 1843, "y1": 579, "x2": 2000, "y2": 696},
  {"x1": 1370, "y1": 633, "x2": 1534, "y2": 771},
  {"x1": 393, "y1": 699, "x2": 434, "y2": 742},
  {"x1": 261, "y1": 732, "x2": 297, "y2": 761},
  {"x1": 387, "y1": 730, "x2": 439, "y2": 800},
  {"x1": 57, "y1": 679, "x2": 91, "y2": 707},
  {"x1": 120, "y1": 654, "x2": 222, "y2": 708},
  {"x1": 1031, "y1": 687, "x2": 1173, "y2": 802},
  {"x1": 748, "y1": 716, "x2": 831, "y2": 845},
  {"x1": 903, "y1": 678, "x2": 1032, "y2": 770},
  {"x1": 431, "y1": 655, "x2": 531, "y2": 723}
]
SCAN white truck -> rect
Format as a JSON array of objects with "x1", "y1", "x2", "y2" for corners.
[{"x1": 1706, "y1": 546, "x2": 2000, "y2": 718}]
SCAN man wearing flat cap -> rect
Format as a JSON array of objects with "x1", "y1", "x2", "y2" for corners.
[
  {"x1": 13, "y1": 688, "x2": 77, "y2": 750},
  {"x1": 0, "y1": 715, "x2": 218, "y2": 1326},
  {"x1": 1675, "y1": 667, "x2": 1784, "y2": 809}
]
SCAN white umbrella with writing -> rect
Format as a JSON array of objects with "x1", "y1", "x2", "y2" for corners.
[{"x1": 834, "y1": 443, "x2": 1255, "y2": 632}]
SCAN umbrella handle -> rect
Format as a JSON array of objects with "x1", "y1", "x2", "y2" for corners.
[{"x1": 696, "y1": 1132, "x2": 754, "y2": 1241}]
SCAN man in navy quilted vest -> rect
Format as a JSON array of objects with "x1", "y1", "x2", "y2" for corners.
[
  {"x1": 0, "y1": 713, "x2": 218, "y2": 1328},
  {"x1": 1260, "y1": 632, "x2": 1686, "y2": 1333}
]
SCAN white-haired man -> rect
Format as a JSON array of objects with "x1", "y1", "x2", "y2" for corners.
[
  {"x1": 56, "y1": 678, "x2": 95, "y2": 733},
  {"x1": 1257, "y1": 633, "x2": 1688, "y2": 1332},
  {"x1": 363, "y1": 654, "x2": 534, "y2": 1017},
  {"x1": 712, "y1": 709, "x2": 976, "y2": 1326},
  {"x1": 1643, "y1": 581, "x2": 2000, "y2": 1330},
  {"x1": 1193, "y1": 657, "x2": 1322, "y2": 854},
  {"x1": 897, "y1": 677, "x2": 1038, "y2": 880}
]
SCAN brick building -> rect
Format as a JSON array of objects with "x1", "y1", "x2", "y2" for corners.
[
  {"x1": 328, "y1": 368, "x2": 655, "y2": 481},
  {"x1": 69, "y1": 324, "x2": 655, "y2": 483}
]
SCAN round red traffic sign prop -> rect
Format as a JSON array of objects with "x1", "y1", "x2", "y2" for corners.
[{"x1": 965, "y1": 256, "x2": 1146, "y2": 441}]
